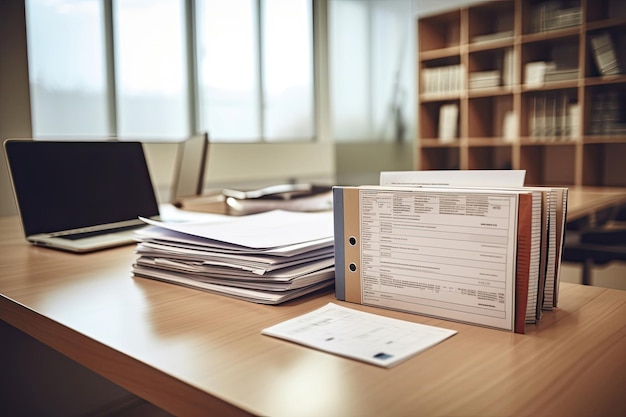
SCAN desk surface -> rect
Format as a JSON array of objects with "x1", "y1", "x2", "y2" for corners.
[
  {"x1": 1, "y1": 215, "x2": 625, "y2": 417},
  {"x1": 566, "y1": 186, "x2": 626, "y2": 222}
]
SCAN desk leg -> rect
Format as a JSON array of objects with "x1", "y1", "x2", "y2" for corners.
[{"x1": 582, "y1": 258, "x2": 593, "y2": 286}]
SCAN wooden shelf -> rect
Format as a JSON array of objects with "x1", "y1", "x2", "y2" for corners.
[
  {"x1": 520, "y1": 27, "x2": 581, "y2": 43},
  {"x1": 583, "y1": 135, "x2": 626, "y2": 144},
  {"x1": 584, "y1": 74, "x2": 626, "y2": 86},
  {"x1": 586, "y1": 17, "x2": 626, "y2": 31},
  {"x1": 521, "y1": 80, "x2": 580, "y2": 92},
  {"x1": 468, "y1": 37, "x2": 515, "y2": 52},
  {"x1": 468, "y1": 86, "x2": 514, "y2": 97},
  {"x1": 419, "y1": 92, "x2": 463, "y2": 103},
  {"x1": 519, "y1": 138, "x2": 579, "y2": 146},
  {"x1": 419, "y1": 46, "x2": 461, "y2": 61},
  {"x1": 419, "y1": 139, "x2": 461, "y2": 148},
  {"x1": 467, "y1": 138, "x2": 515, "y2": 146},
  {"x1": 416, "y1": 0, "x2": 626, "y2": 187}
]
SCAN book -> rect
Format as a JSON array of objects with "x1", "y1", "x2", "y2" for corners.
[
  {"x1": 502, "y1": 47, "x2": 515, "y2": 86},
  {"x1": 589, "y1": 91, "x2": 625, "y2": 135},
  {"x1": 543, "y1": 68, "x2": 578, "y2": 82},
  {"x1": 528, "y1": 93, "x2": 578, "y2": 140},
  {"x1": 422, "y1": 65, "x2": 464, "y2": 97},
  {"x1": 590, "y1": 32, "x2": 622, "y2": 76},
  {"x1": 438, "y1": 103, "x2": 459, "y2": 143},
  {"x1": 568, "y1": 101, "x2": 580, "y2": 138},
  {"x1": 530, "y1": 1, "x2": 581, "y2": 33},
  {"x1": 525, "y1": 61, "x2": 555, "y2": 87},
  {"x1": 469, "y1": 70, "x2": 501, "y2": 89},
  {"x1": 502, "y1": 110, "x2": 517, "y2": 142}
]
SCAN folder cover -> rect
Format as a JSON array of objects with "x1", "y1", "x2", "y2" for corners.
[{"x1": 333, "y1": 185, "x2": 535, "y2": 333}]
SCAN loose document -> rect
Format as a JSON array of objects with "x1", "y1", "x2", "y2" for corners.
[
  {"x1": 262, "y1": 303, "x2": 457, "y2": 368},
  {"x1": 131, "y1": 210, "x2": 335, "y2": 304}
]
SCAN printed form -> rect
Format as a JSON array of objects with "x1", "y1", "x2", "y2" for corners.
[
  {"x1": 359, "y1": 188, "x2": 519, "y2": 331},
  {"x1": 262, "y1": 302, "x2": 457, "y2": 368}
]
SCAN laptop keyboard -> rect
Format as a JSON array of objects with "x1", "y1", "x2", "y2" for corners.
[{"x1": 58, "y1": 224, "x2": 142, "y2": 240}]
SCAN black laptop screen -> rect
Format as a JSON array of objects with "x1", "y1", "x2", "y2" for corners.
[{"x1": 5, "y1": 141, "x2": 160, "y2": 236}]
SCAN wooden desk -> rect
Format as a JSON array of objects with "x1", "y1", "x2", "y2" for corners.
[
  {"x1": 1, "y1": 216, "x2": 625, "y2": 417},
  {"x1": 566, "y1": 186, "x2": 626, "y2": 223}
]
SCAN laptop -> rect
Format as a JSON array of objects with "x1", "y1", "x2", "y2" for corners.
[
  {"x1": 4, "y1": 139, "x2": 161, "y2": 253},
  {"x1": 170, "y1": 132, "x2": 209, "y2": 204}
]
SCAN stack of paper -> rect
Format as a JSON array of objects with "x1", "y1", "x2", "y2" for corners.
[{"x1": 131, "y1": 210, "x2": 335, "y2": 304}]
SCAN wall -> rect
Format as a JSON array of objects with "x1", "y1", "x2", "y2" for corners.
[
  {"x1": 142, "y1": 141, "x2": 336, "y2": 204},
  {"x1": 335, "y1": 141, "x2": 415, "y2": 185},
  {"x1": 0, "y1": 0, "x2": 31, "y2": 217}
]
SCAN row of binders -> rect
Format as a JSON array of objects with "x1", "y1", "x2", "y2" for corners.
[
  {"x1": 528, "y1": 93, "x2": 580, "y2": 140},
  {"x1": 529, "y1": 0, "x2": 581, "y2": 33},
  {"x1": 421, "y1": 65, "x2": 464, "y2": 97},
  {"x1": 131, "y1": 210, "x2": 335, "y2": 304},
  {"x1": 589, "y1": 91, "x2": 626, "y2": 135},
  {"x1": 333, "y1": 171, "x2": 568, "y2": 334}
]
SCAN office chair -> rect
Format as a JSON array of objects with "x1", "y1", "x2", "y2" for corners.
[{"x1": 562, "y1": 203, "x2": 626, "y2": 285}]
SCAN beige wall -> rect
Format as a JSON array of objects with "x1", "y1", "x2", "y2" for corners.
[
  {"x1": 335, "y1": 141, "x2": 415, "y2": 186},
  {"x1": 143, "y1": 141, "x2": 337, "y2": 204},
  {"x1": 0, "y1": 1, "x2": 32, "y2": 216}
]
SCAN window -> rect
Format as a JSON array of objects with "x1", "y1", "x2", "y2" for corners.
[
  {"x1": 113, "y1": 0, "x2": 190, "y2": 138},
  {"x1": 195, "y1": 0, "x2": 315, "y2": 142},
  {"x1": 26, "y1": 0, "x2": 110, "y2": 137},
  {"x1": 329, "y1": 0, "x2": 415, "y2": 142},
  {"x1": 195, "y1": 1, "x2": 259, "y2": 141},
  {"x1": 25, "y1": 0, "x2": 315, "y2": 142}
]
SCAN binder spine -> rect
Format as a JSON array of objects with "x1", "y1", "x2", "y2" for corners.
[{"x1": 333, "y1": 187, "x2": 346, "y2": 301}]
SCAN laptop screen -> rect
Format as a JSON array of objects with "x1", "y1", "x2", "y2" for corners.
[{"x1": 5, "y1": 140, "x2": 160, "y2": 236}]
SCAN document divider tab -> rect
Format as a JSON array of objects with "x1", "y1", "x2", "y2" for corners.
[{"x1": 333, "y1": 186, "x2": 527, "y2": 332}]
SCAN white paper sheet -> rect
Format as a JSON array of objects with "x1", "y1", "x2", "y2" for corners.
[
  {"x1": 380, "y1": 170, "x2": 526, "y2": 188},
  {"x1": 262, "y1": 303, "x2": 457, "y2": 368},
  {"x1": 140, "y1": 209, "x2": 334, "y2": 249}
]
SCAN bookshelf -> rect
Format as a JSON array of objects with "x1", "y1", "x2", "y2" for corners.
[{"x1": 417, "y1": 0, "x2": 626, "y2": 187}]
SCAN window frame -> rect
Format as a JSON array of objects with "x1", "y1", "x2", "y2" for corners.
[{"x1": 27, "y1": 0, "x2": 322, "y2": 143}]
